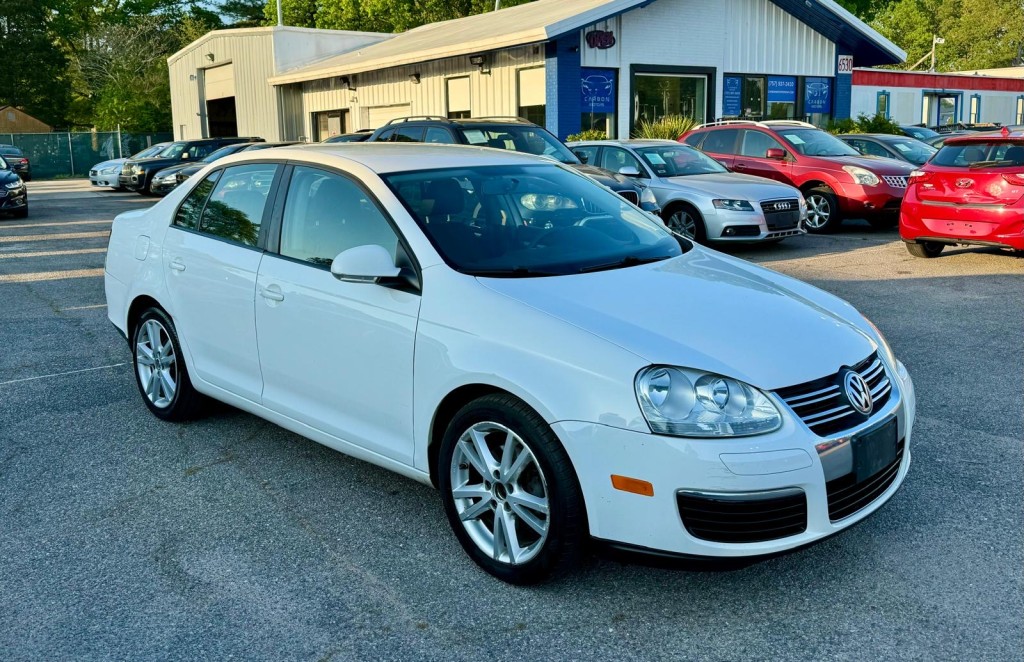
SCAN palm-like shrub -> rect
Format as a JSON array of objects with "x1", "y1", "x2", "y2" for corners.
[{"x1": 632, "y1": 115, "x2": 698, "y2": 140}]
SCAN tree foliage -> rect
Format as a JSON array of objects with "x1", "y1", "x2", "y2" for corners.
[
  {"x1": 0, "y1": 1, "x2": 71, "y2": 127},
  {"x1": 262, "y1": 0, "x2": 536, "y2": 32}
]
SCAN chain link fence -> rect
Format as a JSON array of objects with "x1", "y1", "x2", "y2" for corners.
[{"x1": 2, "y1": 131, "x2": 174, "y2": 180}]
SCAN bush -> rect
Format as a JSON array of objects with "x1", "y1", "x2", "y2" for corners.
[
  {"x1": 827, "y1": 113, "x2": 902, "y2": 135},
  {"x1": 566, "y1": 129, "x2": 608, "y2": 142},
  {"x1": 632, "y1": 115, "x2": 698, "y2": 140},
  {"x1": 826, "y1": 117, "x2": 858, "y2": 135}
]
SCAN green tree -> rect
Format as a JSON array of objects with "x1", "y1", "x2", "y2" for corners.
[
  {"x1": 265, "y1": 0, "x2": 537, "y2": 32},
  {"x1": 263, "y1": 0, "x2": 318, "y2": 27},
  {"x1": 219, "y1": 0, "x2": 268, "y2": 27},
  {"x1": 0, "y1": 1, "x2": 71, "y2": 127}
]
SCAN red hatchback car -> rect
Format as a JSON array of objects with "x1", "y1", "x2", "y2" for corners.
[
  {"x1": 900, "y1": 128, "x2": 1024, "y2": 257},
  {"x1": 681, "y1": 121, "x2": 915, "y2": 232}
]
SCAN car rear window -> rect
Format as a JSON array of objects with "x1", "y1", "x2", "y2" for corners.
[
  {"x1": 0, "y1": 147, "x2": 23, "y2": 156},
  {"x1": 932, "y1": 142, "x2": 1024, "y2": 168}
]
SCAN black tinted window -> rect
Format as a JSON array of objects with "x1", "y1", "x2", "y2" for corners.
[
  {"x1": 279, "y1": 166, "x2": 398, "y2": 266},
  {"x1": 173, "y1": 171, "x2": 220, "y2": 229},
  {"x1": 425, "y1": 127, "x2": 455, "y2": 144},
  {"x1": 701, "y1": 129, "x2": 739, "y2": 154},
  {"x1": 394, "y1": 127, "x2": 425, "y2": 142},
  {"x1": 681, "y1": 133, "x2": 704, "y2": 147},
  {"x1": 739, "y1": 130, "x2": 783, "y2": 157},
  {"x1": 376, "y1": 128, "x2": 396, "y2": 141},
  {"x1": 198, "y1": 164, "x2": 277, "y2": 246}
]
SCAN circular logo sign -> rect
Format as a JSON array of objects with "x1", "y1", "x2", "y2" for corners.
[{"x1": 844, "y1": 371, "x2": 873, "y2": 415}]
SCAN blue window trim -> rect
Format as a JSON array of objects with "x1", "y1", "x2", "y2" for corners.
[
  {"x1": 969, "y1": 94, "x2": 981, "y2": 123},
  {"x1": 875, "y1": 90, "x2": 891, "y2": 119},
  {"x1": 920, "y1": 90, "x2": 963, "y2": 126}
]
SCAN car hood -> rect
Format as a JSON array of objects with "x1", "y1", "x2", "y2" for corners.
[
  {"x1": 92, "y1": 158, "x2": 126, "y2": 170},
  {"x1": 818, "y1": 154, "x2": 915, "y2": 174},
  {"x1": 662, "y1": 172, "x2": 799, "y2": 199},
  {"x1": 570, "y1": 163, "x2": 634, "y2": 191},
  {"x1": 477, "y1": 248, "x2": 875, "y2": 390},
  {"x1": 128, "y1": 157, "x2": 180, "y2": 170},
  {"x1": 0, "y1": 170, "x2": 21, "y2": 185},
  {"x1": 154, "y1": 163, "x2": 191, "y2": 178}
]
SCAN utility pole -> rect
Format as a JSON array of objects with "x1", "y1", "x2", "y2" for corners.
[
  {"x1": 930, "y1": 35, "x2": 945, "y2": 72},
  {"x1": 494, "y1": 1, "x2": 501, "y2": 10},
  {"x1": 277, "y1": 0, "x2": 283, "y2": 26}
]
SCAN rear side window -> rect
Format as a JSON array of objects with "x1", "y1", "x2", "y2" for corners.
[
  {"x1": 394, "y1": 126, "x2": 425, "y2": 142},
  {"x1": 933, "y1": 142, "x2": 1024, "y2": 167},
  {"x1": 572, "y1": 145, "x2": 599, "y2": 165},
  {"x1": 681, "y1": 132, "x2": 704, "y2": 147},
  {"x1": 173, "y1": 171, "x2": 220, "y2": 230},
  {"x1": 198, "y1": 164, "x2": 278, "y2": 246},
  {"x1": 700, "y1": 129, "x2": 739, "y2": 154}
]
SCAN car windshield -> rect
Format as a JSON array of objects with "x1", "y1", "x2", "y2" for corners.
[
  {"x1": 635, "y1": 144, "x2": 727, "y2": 176},
  {"x1": 0, "y1": 156, "x2": 8, "y2": 169},
  {"x1": 932, "y1": 141, "x2": 1024, "y2": 168},
  {"x1": 777, "y1": 129, "x2": 860, "y2": 157},
  {"x1": 904, "y1": 127, "x2": 939, "y2": 140},
  {"x1": 202, "y1": 144, "x2": 245, "y2": 162},
  {"x1": 158, "y1": 142, "x2": 189, "y2": 159},
  {"x1": 131, "y1": 143, "x2": 166, "y2": 159},
  {"x1": 384, "y1": 164, "x2": 681, "y2": 277},
  {"x1": 460, "y1": 126, "x2": 579, "y2": 165},
  {"x1": 886, "y1": 138, "x2": 937, "y2": 165}
]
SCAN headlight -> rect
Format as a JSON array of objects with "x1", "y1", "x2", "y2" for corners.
[
  {"x1": 640, "y1": 185, "x2": 657, "y2": 206},
  {"x1": 4, "y1": 180, "x2": 23, "y2": 189},
  {"x1": 132, "y1": 165, "x2": 144, "y2": 175},
  {"x1": 712, "y1": 199, "x2": 755, "y2": 211},
  {"x1": 100, "y1": 166, "x2": 118, "y2": 175},
  {"x1": 862, "y1": 315, "x2": 897, "y2": 368},
  {"x1": 842, "y1": 165, "x2": 880, "y2": 186},
  {"x1": 635, "y1": 366, "x2": 782, "y2": 437}
]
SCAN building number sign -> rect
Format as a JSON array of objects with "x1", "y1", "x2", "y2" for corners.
[
  {"x1": 837, "y1": 55, "x2": 854, "y2": 74},
  {"x1": 585, "y1": 30, "x2": 616, "y2": 49}
]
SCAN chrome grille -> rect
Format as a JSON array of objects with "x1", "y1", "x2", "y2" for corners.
[
  {"x1": 617, "y1": 190, "x2": 639, "y2": 205},
  {"x1": 760, "y1": 198, "x2": 800, "y2": 214},
  {"x1": 775, "y1": 353, "x2": 892, "y2": 437},
  {"x1": 882, "y1": 175, "x2": 907, "y2": 189}
]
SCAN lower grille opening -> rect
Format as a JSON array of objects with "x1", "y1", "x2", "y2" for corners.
[
  {"x1": 722, "y1": 225, "x2": 761, "y2": 237},
  {"x1": 826, "y1": 438, "x2": 905, "y2": 521},
  {"x1": 678, "y1": 490, "x2": 807, "y2": 543}
]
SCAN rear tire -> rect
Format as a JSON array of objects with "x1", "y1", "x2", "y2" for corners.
[
  {"x1": 905, "y1": 241, "x2": 944, "y2": 258},
  {"x1": 438, "y1": 394, "x2": 586, "y2": 585},
  {"x1": 803, "y1": 187, "x2": 841, "y2": 233},
  {"x1": 132, "y1": 307, "x2": 206, "y2": 421}
]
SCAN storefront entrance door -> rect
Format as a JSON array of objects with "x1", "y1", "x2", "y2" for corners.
[{"x1": 633, "y1": 73, "x2": 708, "y2": 125}]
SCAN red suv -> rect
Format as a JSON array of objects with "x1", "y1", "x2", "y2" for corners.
[
  {"x1": 680, "y1": 121, "x2": 915, "y2": 232},
  {"x1": 900, "y1": 128, "x2": 1024, "y2": 257}
]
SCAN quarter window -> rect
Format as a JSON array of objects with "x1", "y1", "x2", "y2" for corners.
[
  {"x1": 198, "y1": 164, "x2": 277, "y2": 246},
  {"x1": 279, "y1": 166, "x2": 399, "y2": 266},
  {"x1": 739, "y1": 130, "x2": 783, "y2": 158},
  {"x1": 173, "y1": 171, "x2": 220, "y2": 230}
]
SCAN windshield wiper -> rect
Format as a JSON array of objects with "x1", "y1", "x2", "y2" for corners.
[
  {"x1": 468, "y1": 267, "x2": 562, "y2": 278},
  {"x1": 578, "y1": 255, "x2": 673, "y2": 273},
  {"x1": 968, "y1": 160, "x2": 1008, "y2": 169}
]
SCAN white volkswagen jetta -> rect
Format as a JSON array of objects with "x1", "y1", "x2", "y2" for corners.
[{"x1": 105, "y1": 144, "x2": 915, "y2": 584}]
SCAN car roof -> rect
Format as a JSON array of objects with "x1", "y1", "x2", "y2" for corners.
[
  {"x1": 568, "y1": 139, "x2": 679, "y2": 148},
  {"x1": 215, "y1": 142, "x2": 555, "y2": 174},
  {"x1": 839, "y1": 134, "x2": 906, "y2": 141},
  {"x1": 381, "y1": 116, "x2": 539, "y2": 129},
  {"x1": 944, "y1": 130, "x2": 1024, "y2": 145}
]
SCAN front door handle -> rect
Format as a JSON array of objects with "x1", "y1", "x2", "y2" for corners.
[
  {"x1": 260, "y1": 285, "x2": 285, "y2": 302},
  {"x1": 169, "y1": 259, "x2": 186, "y2": 272},
  {"x1": 733, "y1": 163, "x2": 748, "y2": 170}
]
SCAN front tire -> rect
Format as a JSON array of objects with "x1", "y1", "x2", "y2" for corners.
[
  {"x1": 905, "y1": 241, "x2": 944, "y2": 258},
  {"x1": 663, "y1": 203, "x2": 707, "y2": 243},
  {"x1": 803, "y1": 186, "x2": 841, "y2": 233},
  {"x1": 438, "y1": 394, "x2": 586, "y2": 585},
  {"x1": 132, "y1": 307, "x2": 206, "y2": 420},
  {"x1": 12, "y1": 204, "x2": 28, "y2": 218}
]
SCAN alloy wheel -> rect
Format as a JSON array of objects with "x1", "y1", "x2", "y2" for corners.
[
  {"x1": 805, "y1": 194, "x2": 832, "y2": 229},
  {"x1": 135, "y1": 319, "x2": 178, "y2": 409},
  {"x1": 667, "y1": 209, "x2": 698, "y2": 239},
  {"x1": 449, "y1": 421, "x2": 550, "y2": 565}
]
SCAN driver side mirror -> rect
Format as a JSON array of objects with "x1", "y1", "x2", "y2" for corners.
[
  {"x1": 572, "y1": 149, "x2": 589, "y2": 164},
  {"x1": 330, "y1": 245, "x2": 401, "y2": 283},
  {"x1": 181, "y1": 152, "x2": 191, "y2": 160},
  {"x1": 618, "y1": 166, "x2": 641, "y2": 177},
  {"x1": 765, "y1": 148, "x2": 787, "y2": 160}
]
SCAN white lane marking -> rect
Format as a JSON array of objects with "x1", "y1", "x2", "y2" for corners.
[
  {"x1": 62, "y1": 304, "x2": 107, "y2": 311},
  {"x1": 0, "y1": 231, "x2": 109, "y2": 243},
  {"x1": 0, "y1": 220, "x2": 113, "y2": 230},
  {"x1": 0, "y1": 268, "x2": 104, "y2": 283},
  {"x1": 0, "y1": 248, "x2": 107, "y2": 259},
  {"x1": 0, "y1": 362, "x2": 128, "y2": 387}
]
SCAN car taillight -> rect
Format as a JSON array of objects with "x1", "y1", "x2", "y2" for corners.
[
  {"x1": 908, "y1": 170, "x2": 932, "y2": 185},
  {"x1": 1002, "y1": 173, "x2": 1024, "y2": 186}
]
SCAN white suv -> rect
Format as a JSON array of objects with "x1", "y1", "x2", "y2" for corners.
[{"x1": 105, "y1": 144, "x2": 915, "y2": 584}]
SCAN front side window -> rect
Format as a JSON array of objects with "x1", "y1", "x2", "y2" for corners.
[
  {"x1": 854, "y1": 139, "x2": 891, "y2": 159},
  {"x1": 383, "y1": 164, "x2": 681, "y2": 277},
  {"x1": 159, "y1": 142, "x2": 188, "y2": 159},
  {"x1": 777, "y1": 129, "x2": 859, "y2": 157},
  {"x1": 739, "y1": 130, "x2": 784, "y2": 158},
  {"x1": 636, "y1": 145, "x2": 727, "y2": 177},
  {"x1": 425, "y1": 127, "x2": 455, "y2": 144},
  {"x1": 173, "y1": 171, "x2": 221, "y2": 230},
  {"x1": 459, "y1": 126, "x2": 578, "y2": 164},
  {"x1": 279, "y1": 166, "x2": 399, "y2": 266},
  {"x1": 700, "y1": 129, "x2": 739, "y2": 155},
  {"x1": 599, "y1": 147, "x2": 645, "y2": 175},
  {"x1": 572, "y1": 145, "x2": 599, "y2": 165},
  {"x1": 198, "y1": 164, "x2": 277, "y2": 246}
]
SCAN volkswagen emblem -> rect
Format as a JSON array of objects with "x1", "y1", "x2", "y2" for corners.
[
  {"x1": 774, "y1": 201, "x2": 791, "y2": 210},
  {"x1": 955, "y1": 178, "x2": 974, "y2": 188},
  {"x1": 844, "y1": 371, "x2": 873, "y2": 415}
]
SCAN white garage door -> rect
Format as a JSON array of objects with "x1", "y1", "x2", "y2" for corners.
[
  {"x1": 204, "y1": 63, "x2": 235, "y2": 101},
  {"x1": 367, "y1": 105, "x2": 412, "y2": 131}
]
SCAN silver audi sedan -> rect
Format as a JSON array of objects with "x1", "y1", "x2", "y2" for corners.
[{"x1": 569, "y1": 140, "x2": 807, "y2": 244}]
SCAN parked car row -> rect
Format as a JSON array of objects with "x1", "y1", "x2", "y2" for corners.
[{"x1": 0, "y1": 153, "x2": 28, "y2": 217}]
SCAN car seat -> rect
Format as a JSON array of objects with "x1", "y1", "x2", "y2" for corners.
[{"x1": 1003, "y1": 146, "x2": 1024, "y2": 166}]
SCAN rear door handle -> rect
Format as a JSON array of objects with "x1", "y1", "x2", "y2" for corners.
[
  {"x1": 260, "y1": 285, "x2": 285, "y2": 302},
  {"x1": 169, "y1": 259, "x2": 186, "y2": 272}
]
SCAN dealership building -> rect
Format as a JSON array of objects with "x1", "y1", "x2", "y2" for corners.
[{"x1": 169, "y1": 0, "x2": 907, "y2": 142}]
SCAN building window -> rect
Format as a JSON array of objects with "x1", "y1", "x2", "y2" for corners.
[
  {"x1": 876, "y1": 91, "x2": 890, "y2": 119},
  {"x1": 581, "y1": 68, "x2": 616, "y2": 138},
  {"x1": 969, "y1": 94, "x2": 981, "y2": 123},
  {"x1": 517, "y1": 67, "x2": 546, "y2": 126},
  {"x1": 634, "y1": 73, "x2": 707, "y2": 124},
  {"x1": 1017, "y1": 96, "x2": 1024, "y2": 124},
  {"x1": 446, "y1": 77, "x2": 471, "y2": 119}
]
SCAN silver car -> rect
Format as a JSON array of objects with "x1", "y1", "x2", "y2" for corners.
[
  {"x1": 89, "y1": 143, "x2": 170, "y2": 190},
  {"x1": 569, "y1": 140, "x2": 807, "y2": 244}
]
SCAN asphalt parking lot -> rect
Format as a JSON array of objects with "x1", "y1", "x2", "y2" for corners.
[{"x1": 1, "y1": 180, "x2": 1021, "y2": 660}]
